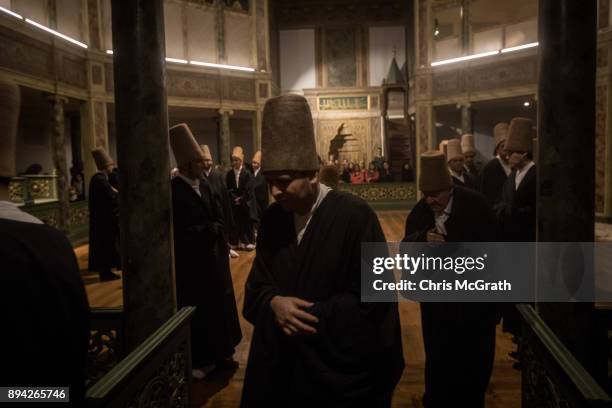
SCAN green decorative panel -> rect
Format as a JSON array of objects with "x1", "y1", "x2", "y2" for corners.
[
  {"x1": 319, "y1": 96, "x2": 368, "y2": 111},
  {"x1": 338, "y1": 182, "x2": 416, "y2": 210}
]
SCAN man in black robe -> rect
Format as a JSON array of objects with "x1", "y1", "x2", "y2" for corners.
[
  {"x1": 403, "y1": 151, "x2": 500, "y2": 408},
  {"x1": 169, "y1": 124, "x2": 242, "y2": 379},
  {"x1": 88, "y1": 147, "x2": 121, "y2": 281},
  {"x1": 480, "y1": 123, "x2": 512, "y2": 207},
  {"x1": 0, "y1": 79, "x2": 90, "y2": 405},
  {"x1": 446, "y1": 139, "x2": 477, "y2": 190},
  {"x1": 497, "y1": 118, "x2": 536, "y2": 340},
  {"x1": 250, "y1": 150, "x2": 269, "y2": 225},
  {"x1": 242, "y1": 94, "x2": 404, "y2": 407},
  {"x1": 226, "y1": 146, "x2": 256, "y2": 250},
  {"x1": 461, "y1": 133, "x2": 481, "y2": 180},
  {"x1": 201, "y1": 144, "x2": 239, "y2": 258}
]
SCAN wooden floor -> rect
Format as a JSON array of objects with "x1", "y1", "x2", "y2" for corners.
[{"x1": 79, "y1": 210, "x2": 521, "y2": 408}]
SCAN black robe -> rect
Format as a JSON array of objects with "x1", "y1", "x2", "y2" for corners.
[
  {"x1": 226, "y1": 168, "x2": 256, "y2": 245},
  {"x1": 451, "y1": 171, "x2": 478, "y2": 191},
  {"x1": 242, "y1": 190, "x2": 404, "y2": 407},
  {"x1": 0, "y1": 218, "x2": 89, "y2": 406},
  {"x1": 498, "y1": 164, "x2": 536, "y2": 242},
  {"x1": 88, "y1": 172, "x2": 120, "y2": 272},
  {"x1": 479, "y1": 157, "x2": 508, "y2": 208},
  {"x1": 403, "y1": 186, "x2": 500, "y2": 408},
  {"x1": 204, "y1": 168, "x2": 236, "y2": 242},
  {"x1": 171, "y1": 177, "x2": 242, "y2": 367},
  {"x1": 251, "y1": 170, "x2": 269, "y2": 224},
  {"x1": 497, "y1": 164, "x2": 536, "y2": 335}
]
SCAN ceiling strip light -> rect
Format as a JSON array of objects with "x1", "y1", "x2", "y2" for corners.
[
  {"x1": 0, "y1": 5, "x2": 23, "y2": 19},
  {"x1": 165, "y1": 57, "x2": 188, "y2": 64},
  {"x1": 431, "y1": 50, "x2": 500, "y2": 67},
  {"x1": 189, "y1": 60, "x2": 255, "y2": 72},
  {"x1": 501, "y1": 42, "x2": 539, "y2": 53},
  {"x1": 25, "y1": 18, "x2": 88, "y2": 48},
  {"x1": 106, "y1": 49, "x2": 113, "y2": 55}
]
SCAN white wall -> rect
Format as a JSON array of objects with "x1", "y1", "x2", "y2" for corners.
[
  {"x1": 164, "y1": 1, "x2": 184, "y2": 59},
  {"x1": 279, "y1": 29, "x2": 316, "y2": 93},
  {"x1": 186, "y1": 6, "x2": 216, "y2": 62},
  {"x1": 368, "y1": 26, "x2": 405, "y2": 86},
  {"x1": 505, "y1": 19, "x2": 537, "y2": 47},
  {"x1": 225, "y1": 12, "x2": 251, "y2": 67},
  {"x1": 12, "y1": 0, "x2": 47, "y2": 24},
  {"x1": 56, "y1": 0, "x2": 82, "y2": 41}
]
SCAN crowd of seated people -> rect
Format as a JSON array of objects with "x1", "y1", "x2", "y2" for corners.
[{"x1": 324, "y1": 158, "x2": 415, "y2": 185}]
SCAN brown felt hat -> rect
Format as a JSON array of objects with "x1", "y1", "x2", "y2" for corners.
[
  {"x1": 231, "y1": 146, "x2": 244, "y2": 162},
  {"x1": 461, "y1": 133, "x2": 476, "y2": 154},
  {"x1": 505, "y1": 117, "x2": 534, "y2": 153},
  {"x1": 419, "y1": 151, "x2": 452, "y2": 192},
  {"x1": 446, "y1": 139, "x2": 463, "y2": 162},
  {"x1": 493, "y1": 122, "x2": 509, "y2": 149},
  {"x1": 91, "y1": 147, "x2": 114, "y2": 171},
  {"x1": 169, "y1": 123, "x2": 204, "y2": 167},
  {"x1": 200, "y1": 144, "x2": 213, "y2": 161},
  {"x1": 252, "y1": 150, "x2": 261, "y2": 164},
  {"x1": 0, "y1": 79, "x2": 20, "y2": 178},
  {"x1": 261, "y1": 94, "x2": 319, "y2": 173}
]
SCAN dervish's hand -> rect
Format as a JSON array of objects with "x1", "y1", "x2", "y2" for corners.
[
  {"x1": 426, "y1": 229, "x2": 446, "y2": 243},
  {"x1": 270, "y1": 296, "x2": 319, "y2": 336}
]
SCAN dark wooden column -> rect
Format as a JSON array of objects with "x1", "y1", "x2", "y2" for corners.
[
  {"x1": 537, "y1": 0, "x2": 599, "y2": 376},
  {"x1": 111, "y1": 0, "x2": 176, "y2": 350}
]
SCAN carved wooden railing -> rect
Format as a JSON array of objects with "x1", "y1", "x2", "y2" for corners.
[
  {"x1": 87, "y1": 308, "x2": 125, "y2": 388},
  {"x1": 86, "y1": 307, "x2": 195, "y2": 408},
  {"x1": 518, "y1": 304, "x2": 612, "y2": 408}
]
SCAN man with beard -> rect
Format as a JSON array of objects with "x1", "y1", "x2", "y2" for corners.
[
  {"x1": 241, "y1": 94, "x2": 404, "y2": 407},
  {"x1": 446, "y1": 139, "x2": 477, "y2": 190},
  {"x1": 403, "y1": 151, "x2": 500, "y2": 408},
  {"x1": 250, "y1": 150, "x2": 268, "y2": 227},
  {"x1": 479, "y1": 123, "x2": 512, "y2": 207},
  {"x1": 88, "y1": 147, "x2": 121, "y2": 281},
  {"x1": 169, "y1": 124, "x2": 242, "y2": 379},
  {"x1": 496, "y1": 118, "x2": 536, "y2": 343},
  {"x1": 226, "y1": 146, "x2": 256, "y2": 250},
  {"x1": 201, "y1": 144, "x2": 239, "y2": 258}
]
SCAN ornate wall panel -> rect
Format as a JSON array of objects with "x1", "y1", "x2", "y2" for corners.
[
  {"x1": 222, "y1": 76, "x2": 256, "y2": 102},
  {"x1": 58, "y1": 53, "x2": 87, "y2": 88},
  {"x1": 596, "y1": 83, "x2": 607, "y2": 213},
  {"x1": 432, "y1": 70, "x2": 465, "y2": 97},
  {"x1": 325, "y1": 28, "x2": 357, "y2": 87},
  {"x1": 317, "y1": 118, "x2": 370, "y2": 163},
  {"x1": 0, "y1": 25, "x2": 54, "y2": 80},
  {"x1": 468, "y1": 56, "x2": 537, "y2": 93},
  {"x1": 166, "y1": 71, "x2": 221, "y2": 99},
  {"x1": 87, "y1": 0, "x2": 101, "y2": 50}
]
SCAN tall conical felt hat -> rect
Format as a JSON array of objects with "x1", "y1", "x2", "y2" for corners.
[
  {"x1": 252, "y1": 150, "x2": 262, "y2": 164},
  {"x1": 231, "y1": 146, "x2": 244, "y2": 162},
  {"x1": 419, "y1": 151, "x2": 452, "y2": 192},
  {"x1": 169, "y1": 123, "x2": 204, "y2": 166},
  {"x1": 460, "y1": 133, "x2": 476, "y2": 154},
  {"x1": 505, "y1": 117, "x2": 533, "y2": 153},
  {"x1": 261, "y1": 94, "x2": 319, "y2": 173},
  {"x1": 200, "y1": 144, "x2": 213, "y2": 161},
  {"x1": 493, "y1": 122, "x2": 509, "y2": 148},
  {"x1": 0, "y1": 79, "x2": 21, "y2": 178},
  {"x1": 91, "y1": 147, "x2": 114, "y2": 171},
  {"x1": 446, "y1": 139, "x2": 463, "y2": 162},
  {"x1": 438, "y1": 140, "x2": 449, "y2": 157}
]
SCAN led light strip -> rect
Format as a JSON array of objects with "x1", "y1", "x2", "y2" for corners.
[
  {"x1": 0, "y1": 5, "x2": 23, "y2": 19},
  {"x1": 25, "y1": 18, "x2": 88, "y2": 48},
  {"x1": 501, "y1": 42, "x2": 539, "y2": 53},
  {"x1": 431, "y1": 50, "x2": 499, "y2": 67},
  {"x1": 431, "y1": 42, "x2": 539, "y2": 67},
  {"x1": 105, "y1": 50, "x2": 256, "y2": 72},
  {"x1": 189, "y1": 60, "x2": 255, "y2": 72}
]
